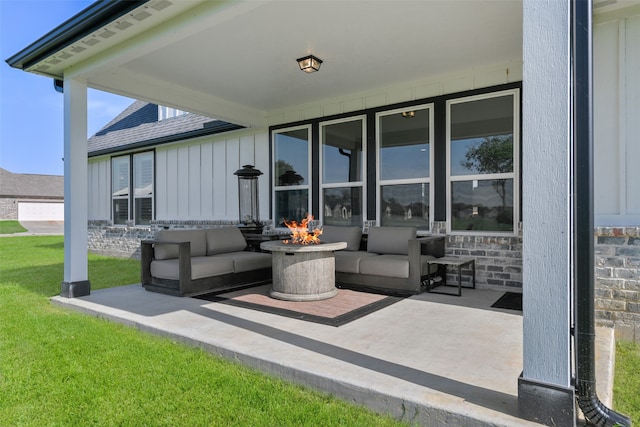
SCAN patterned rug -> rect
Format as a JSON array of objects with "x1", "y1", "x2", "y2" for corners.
[{"x1": 194, "y1": 284, "x2": 403, "y2": 326}]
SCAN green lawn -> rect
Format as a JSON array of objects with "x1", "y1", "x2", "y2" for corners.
[
  {"x1": 0, "y1": 236, "x2": 407, "y2": 426},
  {"x1": 613, "y1": 340, "x2": 640, "y2": 424},
  {"x1": 0, "y1": 220, "x2": 27, "y2": 234},
  {"x1": 2, "y1": 236, "x2": 637, "y2": 426}
]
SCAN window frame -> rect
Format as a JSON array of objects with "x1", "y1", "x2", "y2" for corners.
[
  {"x1": 132, "y1": 151, "x2": 154, "y2": 225},
  {"x1": 446, "y1": 89, "x2": 520, "y2": 235},
  {"x1": 375, "y1": 103, "x2": 435, "y2": 232},
  {"x1": 271, "y1": 124, "x2": 312, "y2": 228},
  {"x1": 111, "y1": 151, "x2": 155, "y2": 226},
  {"x1": 319, "y1": 115, "x2": 367, "y2": 226}
]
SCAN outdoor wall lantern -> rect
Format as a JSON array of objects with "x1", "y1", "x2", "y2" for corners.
[
  {"x1": 234, "y1": 165, "x2": 263, "y2": 232},
  {"x1": 297, "y1": 54, "x2": 323, "y2": 73}
]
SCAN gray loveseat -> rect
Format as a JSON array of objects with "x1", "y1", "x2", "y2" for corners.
[
  {"x1": 321, "y1": 225, "x2": 444, "y2": 295},
  {"x1": 141, "y1": 227, "x2": 271, "y2": 297}
]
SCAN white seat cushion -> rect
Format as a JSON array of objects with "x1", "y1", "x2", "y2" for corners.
[
  {"x1": 334, "y1": 251, "x2": 378, "y2": 273},
  {"x1": 359, "y1": 254, "x2": 410, "y2": 278},
  {"x1": 151, "y1": 256, "x2": 234, "y2": 280},
  {"x1": 215, "y1": 251, "x2": 272, "y2": 273}
]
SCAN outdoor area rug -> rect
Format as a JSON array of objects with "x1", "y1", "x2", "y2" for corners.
[
  {"x1": 491, "y1": 291, "x2": 523, "y2": 311},
  {"x1": 194, "y1": 284, "x2": 404, "y2": 326}
]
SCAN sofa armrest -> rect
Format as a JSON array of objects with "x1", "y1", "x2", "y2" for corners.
[
  {"x1": 140, "y1": 239, "x2": 192, "y2": 294},
  {"x1": 418, "y1": 236, "x2": 445, "y2": 258},
  {"x1": 408, "y1": 239, "x2": 422, "y2": 280},
  {"x1": 141, "y1": 240, "x2": 154, "y2": 285}
]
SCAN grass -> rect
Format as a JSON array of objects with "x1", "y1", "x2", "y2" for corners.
[
  {"x1": 0, "y1": 236, "x2": 407, "y2": 426},
  {"x1": 0, "y1": 220, "x2": 27, "y2": 234},
  {"x1": 613, "y1": 340, "x2": 640, "y2": 424},
  {"x1": 3, "y1": 236, "x2": 637, "y2": 426}
]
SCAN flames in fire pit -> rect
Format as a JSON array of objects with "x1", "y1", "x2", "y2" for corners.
[{"x1": 282, "y1": 214, "x2": 322, "y2": 245}]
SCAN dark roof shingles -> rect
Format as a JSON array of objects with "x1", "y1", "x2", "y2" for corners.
[
  {"x1": 87, "y1": 101, "x2": 240, "y2": 155},
  {"x1": 0, "y1": 168, "x2": 64, "y2": 199}
]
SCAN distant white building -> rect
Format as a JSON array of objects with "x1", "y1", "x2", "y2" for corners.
[{"x1": 0, "y1": 168, "x2": 63, "y2": 221}]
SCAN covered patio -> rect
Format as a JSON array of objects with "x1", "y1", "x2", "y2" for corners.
[
  {"x1": 51, "y1": 284, "x2": 614, "y2": 426},
  {"x1": 8, "y1": 0, "x2": 636, "y2": 425}
]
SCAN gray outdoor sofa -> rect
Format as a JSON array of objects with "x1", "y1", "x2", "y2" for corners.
[
  {"x1": 141, "y1": 227, "x2": 272, "y2": 297},
  {"x1": 321, "y1": 225, "x2": 445, "y2": 295}
]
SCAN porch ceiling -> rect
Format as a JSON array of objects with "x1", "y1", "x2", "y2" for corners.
[{"x1": 16, "y1": 0, "x2": 524, "y2": 128}]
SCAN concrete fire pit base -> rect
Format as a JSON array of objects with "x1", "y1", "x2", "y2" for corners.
[{"x1": 260, "y1": 240, "x2": 347, "y2": 301}]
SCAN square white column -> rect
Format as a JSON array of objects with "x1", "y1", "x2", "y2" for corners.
[
  {"x1": 61, "y1": 78, "x2": 90, "y2": 297},
  {"x1": 519, "y1": 0, "x2": 575, "y2": 424}
]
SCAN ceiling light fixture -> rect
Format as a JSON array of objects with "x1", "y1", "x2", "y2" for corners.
[
  {"x1": 401, "y1": 111, "x2": 415, "y2": 118},
  {"x1": 297, "y1": 54, "x2": 323, "y2": 73}
]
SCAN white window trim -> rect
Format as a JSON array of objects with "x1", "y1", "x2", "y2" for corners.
[
  {"x1": 272, "y1": 124, "x2": 313, "y2": 228},
  {"x1": 111, "y1": 155, "x2": 130, "y2": 226},
  {"x1": 375, "y1": 104, "x2": 435, "y2": 230},
  {"x1": 446, "y1": 88, "x2": 520, "y2": 235},
  {"x1": 111, "y1": 152, "x2": 155, "y2": 226},
  {"x1": 319, "y1": 115, "x2": 367, "y2": 225},
  {"x1": 132, "y1": 151, "x2": 155, "y2": 225}
]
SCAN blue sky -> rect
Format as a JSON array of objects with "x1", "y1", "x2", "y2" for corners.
[{"x1": 0, "y1": 0, "x2": 134, "y2": 176}]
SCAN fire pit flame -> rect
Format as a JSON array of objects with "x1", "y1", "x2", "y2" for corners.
[{"x1": 282, "y1": 214, "x2": 322, "y2": 245}]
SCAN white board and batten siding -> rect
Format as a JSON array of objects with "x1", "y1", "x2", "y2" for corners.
[
  {"x1": 88, "y1": 158, "x2": 111, "y2": 220},
  {"x1": 88, "y1": 130, "x2": 270, "y2": 223},
  {"x1": 594, "y1": 12, "x2": 640, "y2": 226}
]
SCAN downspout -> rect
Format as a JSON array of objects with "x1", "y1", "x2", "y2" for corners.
[{"x1": 572, "y1": 1, "x2": 631, "y2": 425}]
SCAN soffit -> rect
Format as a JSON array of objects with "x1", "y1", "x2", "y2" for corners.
[{"x1": 20, "y1": 0, "x2": 524, "y2": 127}]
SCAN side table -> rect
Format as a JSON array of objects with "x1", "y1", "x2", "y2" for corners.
[{"x1": 426, "y1": 257, "x2": 476, "y2": 296}]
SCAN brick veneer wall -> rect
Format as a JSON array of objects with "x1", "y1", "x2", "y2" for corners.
[
  {"x1": 431, "y1": 221, "x2": 523, "y2": 288},
  {"x1": 0, "y1": 198, "x2": 18, "y2": 220},
  {"x1": 87, "y1": 220, "x2": 638, "y2": 342},
  {"x1": 594, "y1": 227, "x2": 640, "y2": 342},
  {"x1": 87, "y1": 220, "x2": 240, "y2": 259}
]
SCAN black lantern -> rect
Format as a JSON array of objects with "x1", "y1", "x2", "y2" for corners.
[
  {"x1": 234, "y1": 165, "x2": 263, "y2": 232},
  {"x1": 296, "y1": 54, "x2": 323, "y2": 73}
]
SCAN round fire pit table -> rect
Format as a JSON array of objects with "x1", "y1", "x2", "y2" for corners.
[{"x1": 260, "y1": 240, "x2": 347, "y2": 301}]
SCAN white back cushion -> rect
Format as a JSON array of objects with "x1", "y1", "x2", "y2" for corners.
[
  {"x1": 154, "y1": 229, "x2": 207, "y2": 259},
  {"x1": 366, "y1": 226, "x2": 416, "y2": 255},
  {"x1": 321, "y1": 225, "x2": 362, "y2": 251},
  {"x1": 206, "y1": 227, "x2": 247, "y2": 255}
]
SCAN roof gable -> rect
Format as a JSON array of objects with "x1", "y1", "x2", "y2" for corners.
[
  {"x1": 0, "y1": 168, "x2": 64, "y2": 199},
  {"x1": 88, "y1": 101, "x2": 242, "y2": 156}
]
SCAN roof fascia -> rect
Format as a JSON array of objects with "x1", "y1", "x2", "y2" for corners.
[
  {"x1": 5, "y1": 0, "x2": 149, "y2": 70},
  {"x1": 88, "y1": 122, "x2": 244, "y2": 158}
]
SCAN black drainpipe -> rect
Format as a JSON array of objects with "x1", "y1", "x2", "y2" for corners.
[{"x1": 572, "y1": 0, "x2": 631, "y2": 425}]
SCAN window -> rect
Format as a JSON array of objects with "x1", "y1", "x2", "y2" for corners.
[
  {"x1": 320, "y1": 117, "x2": 365, "y2": 226},
  {"x1": 112, "y1": 152, "x2": 154, "y2": 225},
  {"x1": 447, "y1": 90, "x2": 519, "y2": 233},
  {"x1": 112, "y1": 156, "x2": 129, "y2": 225},
  {"x1": 270, "y1": 83, "x2": 520, "y2": 234},
  {"x1": 133, "y1": 152, "x2": 154, "y2": 224},
  {"x1": 377, "y1": 106, "x2": 433, "y2": 232},
  {"x1": 158, "y1": 106, "x2": 186, "y2": 121},
  {"x1": 272, "y1": 126, "x2": 311, "y2": 226}
]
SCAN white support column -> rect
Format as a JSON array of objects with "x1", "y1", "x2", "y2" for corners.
[
  {"x1": 519, "y1": 0, "x2": 575, "y2": 425},
  {"x1": 61, "y1": 78, "x2": 90, "y2": 298}
]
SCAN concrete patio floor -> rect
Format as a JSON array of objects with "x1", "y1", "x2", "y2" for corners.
[{"x1": 51, "y1": 284, "x2": 615, "y2": 426}]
